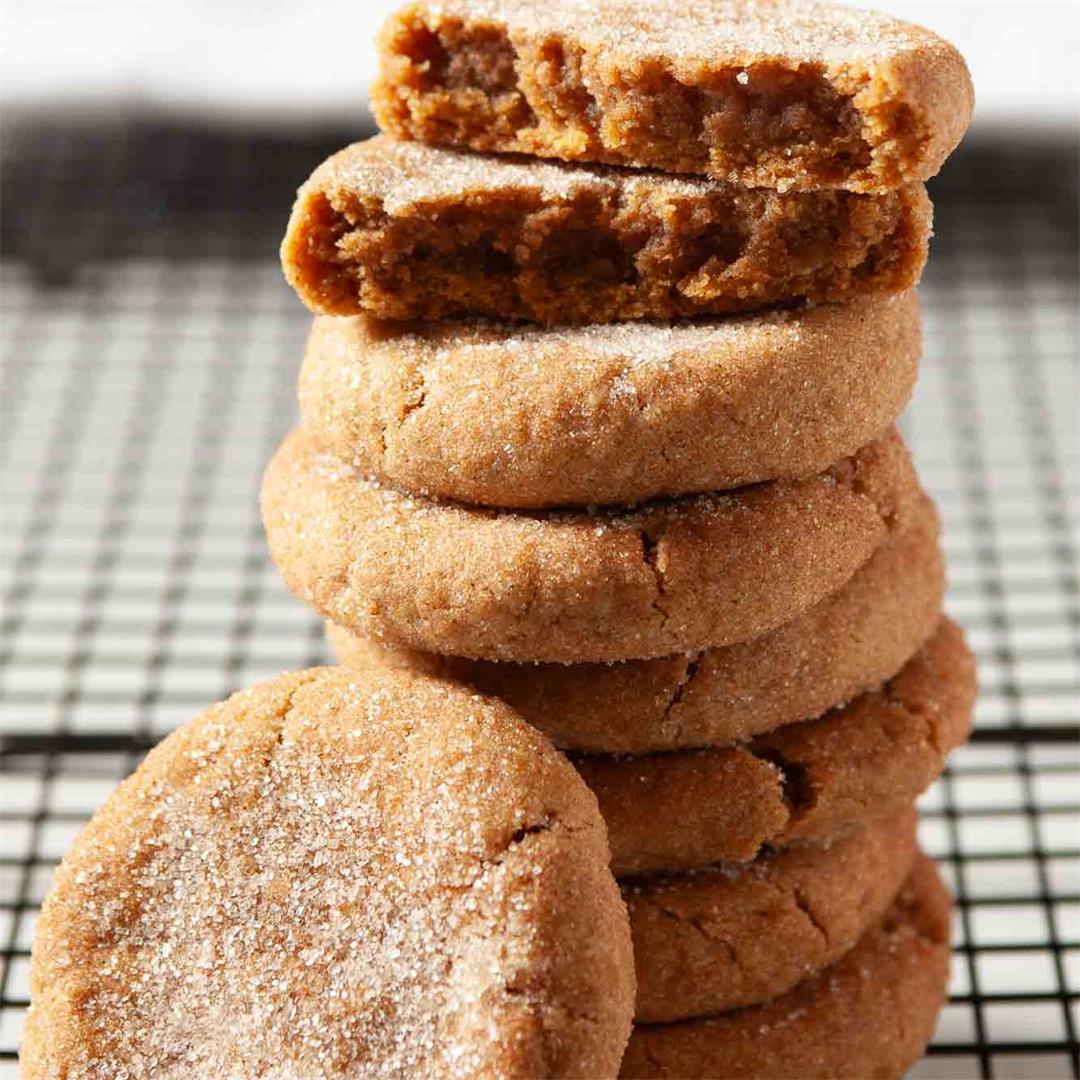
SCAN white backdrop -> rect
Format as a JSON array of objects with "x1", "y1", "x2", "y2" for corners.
[{"x1": 1, "y1": 0, "x2": 1078, "y2": 129}]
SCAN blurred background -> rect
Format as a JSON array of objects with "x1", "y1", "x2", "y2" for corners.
[{"x1": 1, "y1": 2, "x2": 1078, "y2": 1078}]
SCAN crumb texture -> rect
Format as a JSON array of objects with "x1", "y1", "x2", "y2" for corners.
[
  {"x1": 23, "y1": 667, "x2": 635, "y2": 1080},
  {"x1": 372, "y1": 0, "x2": 974, "y2": 192},
  {"x1": 283, "y1": 136, "x2": 930, "y2": 322},
  {"x1": 261, "y1": 428, "x2": 920, "y2": 663},
  {"x1": 298, "y1": 291, "x2": 920, "y2": 509}
]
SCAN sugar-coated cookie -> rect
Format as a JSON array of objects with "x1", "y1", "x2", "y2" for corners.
[
  {"x1": 263, "y1": 429, "x2": 919, "y2": 662},
  {"x1": 373, "y1": 0, "x2": 973, "y2": 193},
  {"x1": 626, "y1": 810, "x2": 917, "y2": 1022},
  {"x1": 329, "y1": 495, "x2": 942, "y2": 753},
  {"x1": 284, "y1": 135, "x2": 930, "y2": 323},
  {"x1": 298, "y1": 292, "x2": 920, "y2": 508},
  {"x1": 578, "y1": 618, "x2": 974, "y2": 876},
  {"x1": 620, "y1": 854, "x2": 952, "y2": 1078},
  {"x1": 23, "y1": 667, "x2": 634, "y2": 1080}
]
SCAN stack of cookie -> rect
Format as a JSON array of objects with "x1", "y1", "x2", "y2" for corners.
[{"x1": 264, "y1": 1, "x2": 976, "y2": 1074}]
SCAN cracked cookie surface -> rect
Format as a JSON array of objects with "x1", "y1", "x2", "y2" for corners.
[
  {"x1": 620, "y1": 853, "x2": 952, "y2": 1078},
  {"x1": 329, "y1": 495, "x2": 942, "y2": 752},
  {"x1": 625, "y1": 810, "x2": 917, "y2": 1022},
  {"x1": 23, "y1": 667, "x2": 634, "y2": 1080},
  {"x1": 372, "y1": 0, "x2": 973, "y2": 193},
  {"x1": 263, "y1": 428, "x2": 920, "y2": 663},
  {"x1": 575, "y1": 618, "x2": 974, "y2": 876},
  {"x1": 298, "y1": 291, "x2": 919, "y2": 508},
  {"x1": 283, "y1": 136, "x2": 930, "y2": 324}
]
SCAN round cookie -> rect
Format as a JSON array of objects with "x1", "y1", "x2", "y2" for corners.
[
  {"x1": 329, "y1": 494, "x2": 943, "y2": 753},
  {"x1": 619, "y1": 854, "x2": 952, "y2": 1079},
  {"x1": 263, "y1": 428, "x2": 920, "y2": 663},
  {"x1": 627, "y1": 810, "x2": 918, "y2": 1023},
  {"x1": 23, "y1": 667, "x2": 635, "y2": 1080},
  {"x1": 579, "y1": 618, "x2": 974, "y2": 877},
  {"x1": 298, "y1": 292, "x2": 920, "y2": 508}
]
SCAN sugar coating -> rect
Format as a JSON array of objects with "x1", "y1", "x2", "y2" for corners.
[
  {"x1": 305, "y1": 135, "x2": 725, "y2": 211},
  {"x1": 312, "y1": 289, "x2": 912, "y2": 363},
  {"x1": 23, "y1": 667, "x2": 635, "y2": 1079},
  {"x1": 620, "y1": 854, "x2": 953, "y2": 1078},
  {"x1": 577, "y1": 618, "x2": 976, "y2": 877},
  {"x1": 261, "y1": 428, "x2": 922, "y2": 663},
  {"x1": 299, "y1": 292, "x2": 921, "y2": 509},
  {"x1": 625, "y1": 810, "x2": 918, "y2": 1022},
  {"x1": 329, "y1": 497, "x2": 944, "y2": 754},
  {"x1": 406, "y1": 0, "x2": 937, "y2": 62}
]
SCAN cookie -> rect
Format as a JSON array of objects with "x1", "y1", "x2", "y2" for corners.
[
  {"x1": 620, "y1": 853, "x2": 952, "y2": 1078},
  {"x1": 298, "y1": 291, "x2": 920, "y2": 508},
  {"x1": 263, "y1": 428, "x2": 919, "y2": 663},
  {"x1": 329, "y1": 494, "x2": 942, "y2": 753},
  {"x1": 283, "y1": 135, "x2": 930, "y2": 324},
  {"x1": 579, "y1": 618, "x2": 974, "y2": 877},
  {"x1": 372, "y1": 0, "x2": 973, "y2": 193},
  {"x1": 627, "y1": 810, "x2": 917, "y2": 1022},
  {"x1": 23, "y1": 667, "x2": 634, "y2": 1080}
]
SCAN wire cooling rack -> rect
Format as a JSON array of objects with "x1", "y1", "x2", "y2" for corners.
[{"x1": 0, "y1": 114, "x2": 1077, "y2": 1078}]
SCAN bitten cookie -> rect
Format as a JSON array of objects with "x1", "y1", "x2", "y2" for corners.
[
  {"x1": 284, "y1": 135, "x2": 930, "y2": 324},
  {"x1": 298, "y1": 292, "x2": 920, "y2": 508},
  {"x1": 373, "y1": 0, "x2": 973, "y2": 193},
  {"x1": 23, "y1": 667, "x2": 634, "y2": 1080},
  {"x1": 579, "y1": 618, "x2": 974, "y2": 876},
  {"x1": 330, "y1": 494, "x2": 942, "y2": 753},
  {"x1": 263, "y1": 429, "x2": 920, "y2": 662},
  {"x1": 620, "y1": 854, "x2": 952, "y2": 1078},
  {"x1": 627, "y1": 810, "x2": 918, "y2": 1022}
]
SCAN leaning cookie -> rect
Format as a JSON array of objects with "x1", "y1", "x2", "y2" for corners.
[
  {"x1": 620, "y1": 854, "x2": 952, "y2": 1078},
  {"x1": 264, "y1": 428, "x2": 919, "y2": 663},
  {"x1": 373, "y1": 0, "x2": 973, "y2": 193},
  {"x1": 580, "y1": 618, "x2": 974, "y2": 877},
  {"x1": 627, "y1": 810, "x2": 918, "y2": 1023},
  {"x1": 22, "y1": 667, "x2": 634, "y2": 1080},
  {"x1": 298, "y1": 292, "x2": 919, "y2": 508},
  {"x1": 329, "y1": 494, "x2": 942, "y2": 753},
  {"x1": 284, "y1": 135, "x2": 930, "y2": 324}
]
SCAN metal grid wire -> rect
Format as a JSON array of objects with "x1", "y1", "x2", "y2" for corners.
[{"x1": 1, "y1": 113, "x2": 1077, "y2": 1078}]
